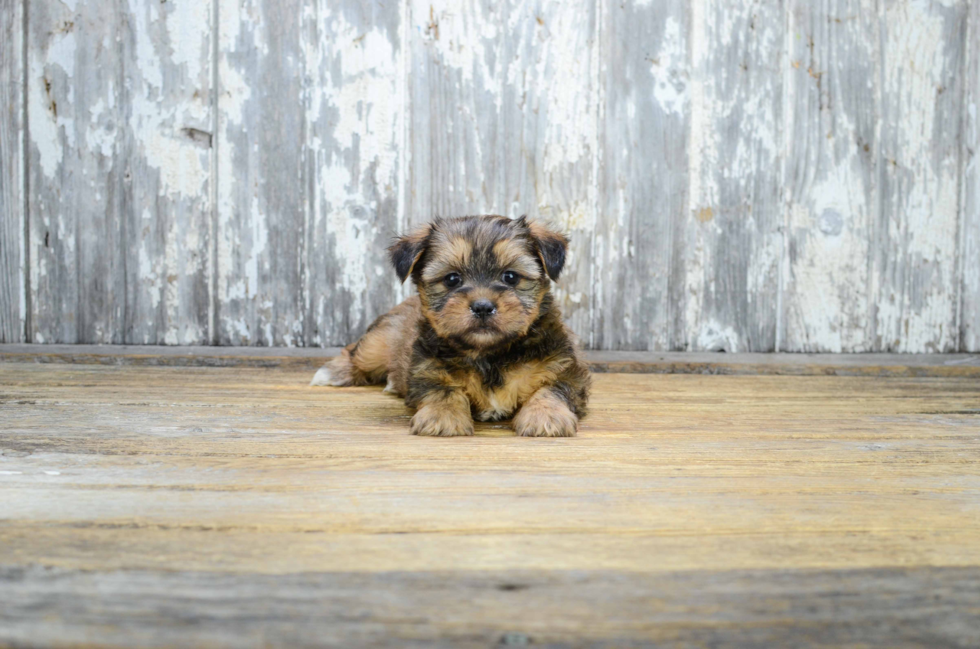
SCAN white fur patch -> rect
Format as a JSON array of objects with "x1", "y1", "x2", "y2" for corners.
[{"x1": 310, "y1": 366, "x2": 337, "y2": 386}]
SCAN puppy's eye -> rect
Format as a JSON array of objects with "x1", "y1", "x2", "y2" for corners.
[
  {"x1": 444, "y1": 273, "x2": 462, "y2": 288},
  {"x1": 501, "y1": 271, "x2": 519, "y2": 286}
]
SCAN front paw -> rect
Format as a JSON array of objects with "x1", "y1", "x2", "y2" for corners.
[
  {"x1": 410, "y1": 404, "x2": 475, "y2": 437},
  {"x1": 513, "y1": 391, "x2": 578, "y2": 438}
]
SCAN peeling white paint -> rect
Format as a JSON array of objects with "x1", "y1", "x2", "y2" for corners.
[
  {"x1": 696, "y1": 319, "x2": 740, "y2": 353},
  {"x1": 650, "y1": 17, "x2": 687, "y2": 116},
  {"x1": 876, "y1": 0, "x2": 961, "y2": 352},
  {"x1": 18, "y1": 0, "x2": 977, "y2": 351}
]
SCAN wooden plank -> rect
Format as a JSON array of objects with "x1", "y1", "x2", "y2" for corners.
[
  {"x1": 216, "y1": 0, "x2": 401, "y2": 347},
  {"x1": 407, "y1": 0, "x2": 596, "y2": 339},
  {"x1": 2, "y1": 344, "x2": 980, "y2": 376},
  {"x1": 304, "y1": 1, "x2": 402, "y2": 346},
  {"x1": 963, "y1": 2, "x2": 980, "y2": 352},
  {"x1": 215, "y1": 0, "x2": 307, "y2": 346},
  {"x1": 0, "y1": 363, "x2": 978, "y2": 644},
  {"x1": 27, "y1": 0, "x2": 213, "y2": 345},
  {"x1": 0, "y1": 0, "x2": 24, "y2": 343},
  {"x1": 1, "y1": 566, "x2": 978, "y2": 648},
  {"x1": 782, "y1": 0, "x2": 877, "y2": 352},
  {"x1": 683, "y1": 0, "x2": 785, "y2": 353},
  {"x1": 874, "y1": 0, "x2": 967, "y2": 353},
  {"x1": 593, "y1": 0, "x2": 688, "y2": 351}
]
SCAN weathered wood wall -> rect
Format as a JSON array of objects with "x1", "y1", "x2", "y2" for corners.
[{"x1": 1, "y1": 0, "x2": 978, "y2": 351}]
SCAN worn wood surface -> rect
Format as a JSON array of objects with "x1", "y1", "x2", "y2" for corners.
[
  {"x1": 0, "y1": 0, "x2": 23, "y2": 343},
  {"x1": 684, "y1": 0, "x2": 784, "y2": 353},
  {"x1": 215, "y1": 0, "x2": 401, "y2": 347},
  {"x1": 4, "y1": 0, "x2": 980, "y2": 351},
  {"x1": 783, "y1": 0, "x2": 876, "y2": 353},
  {"x1": 3, "y1": 343, "x2": 980, "y2": 377},
  {"x1": 215, "y1": 0, "x2": 307, "y2": 346},
  {"x1": 593, "y1": 0, "x2": 686, "y2": 351},
  {"x1": 0, "y1": 361, "x2": 978, "y2": 646},
  {"x1": 876, "y1": 0, "x2": 967, "y2": 353},
  {"x1": 1, "y1": 566, "x2": 978, "y2": 648},
  {"x1": 964, "y1": 0, "x2": 980, "y2": 354},
  {"x1": 27, "y1": 0, "x2": 213, "y2": 345}
]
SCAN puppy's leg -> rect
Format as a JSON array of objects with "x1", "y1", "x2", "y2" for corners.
[
  {"x1": 513, "y1": 388, "x2": 578, "y2": 438},
  {"x1": 410, "y1": 390, "x2": 474, "y2": 437},
  {"x1": 312, "y1": 298, "x2": 421, "y2": 388}
]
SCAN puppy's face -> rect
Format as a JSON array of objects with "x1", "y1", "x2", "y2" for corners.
[{"x1": 389, "y1": 215, "x2": 568, "y2": 349}]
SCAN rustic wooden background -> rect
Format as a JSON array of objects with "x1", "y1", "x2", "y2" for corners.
[{"x1": 1, "y1": 0, "x2": 978, "y2": 352}]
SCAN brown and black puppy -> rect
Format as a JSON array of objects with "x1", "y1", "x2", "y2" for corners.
[{"x1": 311, "y1": 215, "x2": 590, "y2": 437}]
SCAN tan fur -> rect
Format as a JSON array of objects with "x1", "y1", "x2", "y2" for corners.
[
  {"x1": 513, "y1": 388, "x2": 578, "y2": 437},
  {"x1": 491, "y1": 239, "x2": 541, "y2": 278},
  {"x1": 410, "y1": 390, "x2": 474, "y2": 437},
  {"x1": 423, "y1": 293, "x2": 477, "y2": 341},
  {"x1": 464, "y1": 358, "x2": 567, "y2": 422},
  {"x1": 493, "y1": 291, "x2": 539, "y2": 338},
  {"x1": 424, "y1": 236, "x2": 472, "y2": 278},
  {"x1": 319, "y1": 296, "x2": 420, "y2": 392}
]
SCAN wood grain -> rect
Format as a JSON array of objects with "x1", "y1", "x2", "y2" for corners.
[
  {"x1": 593, "y1": 0, "x2": 688, "y2": 351},
  {"x1": 215, "y1": 0, "x2": 307, "y2": 346},
  {"x1": 27, "y1": 0, "x2": 213, "y2": 345},
  {"x1": 7, "y1": 0, "x2": 980, "y2": 352},
  {"x1": 0, "y1": 0, "x2": 24, "y2": 343},
  {"x1": 1, "y1": 566, "x2": 977, "y2": 648},
  {"x1": 963, "y1": 1, "x2": 980, "y2": 353},
  {"x1": 216, "y1": 0, "x2": 401, "y2": 347},
  {"x1": 783, "y1": 0, "x2": 877, "y2": 352},
  {"x1": 0, "y1": 361, "x2": 978, "y2": 645},
  {"x1": 684, "y1": 0, "x2": 784, "y2": 352},
  {"x1": 304, "y1": 1, "x2": 403, "y2": 346},
  {"x1": 875, "y1": 0, "x2": 967, "y2": 353},
  {"x1": 407, "y1": 0, "x2": 596, "y2": 337}
]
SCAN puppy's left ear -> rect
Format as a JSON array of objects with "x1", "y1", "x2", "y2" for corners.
[
  {"x1": 516, "y1": 215, "x2": 568, "y2": 281},
  {"x1": 388, "y1": 223, "x2": 432, "y2": 283}
]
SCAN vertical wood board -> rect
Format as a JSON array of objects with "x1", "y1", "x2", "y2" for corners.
[
  {"x1": 593, "y1": 0, "x2": 689, "y2": 351},
  {"x1": 962, "y1": 1, "x2": 980, "y2": 352},
  {"x1": 304, "y1": 0, "x2": 402, "y2": 346},
  {"x1": 683, "y1": 0, "x2": 785, "y2": 352},
  {"x1": 874, "y1": 0, "x2": 967, "y2": 353},
  {"x1": 0, "y1": 0, "x2": 24, "y2": 343},
  {"x1": 215, "y1": 0, "x2": 307, "y2": 346},
  {"x1": 27, "y1": 0, "x2": 213, "y2": 344},
  {"x1": 217, "y1": 0, "x2": 401, "y2": 347},
  {"x1": 782, "y1": 0, "x2": 878, "y2": 352}
]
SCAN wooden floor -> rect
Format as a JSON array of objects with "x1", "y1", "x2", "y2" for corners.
[{"x1": 1, "y1": 353, "x2": 979, "y2": 647}]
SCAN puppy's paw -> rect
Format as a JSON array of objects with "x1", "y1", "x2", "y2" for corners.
[
  {"x1": 310, "y1": 354, "x2": 354, "y2": 387},
  {"x1": 513, "y1": 390, "x2": 578, "y2": 438},
  {"x1": 410, "y1": 404, "x2": 474, "y2": 437}
]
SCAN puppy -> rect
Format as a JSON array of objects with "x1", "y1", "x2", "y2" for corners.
[{"x1": 311, "y1": 215, "x2": 590, "y2": 437}]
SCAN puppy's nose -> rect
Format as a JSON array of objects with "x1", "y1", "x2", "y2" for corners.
[{"x1": 470, "y1": 299, "x2": 496, "y2": 319}]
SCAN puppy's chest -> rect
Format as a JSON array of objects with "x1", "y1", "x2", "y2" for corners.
[{"x1": 457, "y1": 360, "x2": 555, "y2": 422}]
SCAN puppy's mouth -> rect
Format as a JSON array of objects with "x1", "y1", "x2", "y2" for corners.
[{"x1": 464, "y1": 320, "x2": 504, "y2": 342}]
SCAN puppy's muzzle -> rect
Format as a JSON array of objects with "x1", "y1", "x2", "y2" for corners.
[{"x1": 470, "y1": 299, "x2": 497, "y2": 320}]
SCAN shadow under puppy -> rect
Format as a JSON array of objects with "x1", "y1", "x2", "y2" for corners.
[{"x1": 312, "y1": 215, "x2": 591, "y2": 437}]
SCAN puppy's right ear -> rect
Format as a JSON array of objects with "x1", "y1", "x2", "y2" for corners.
[{"x1": 388, "y1": 224, "x2": 432, "y2": 283}]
